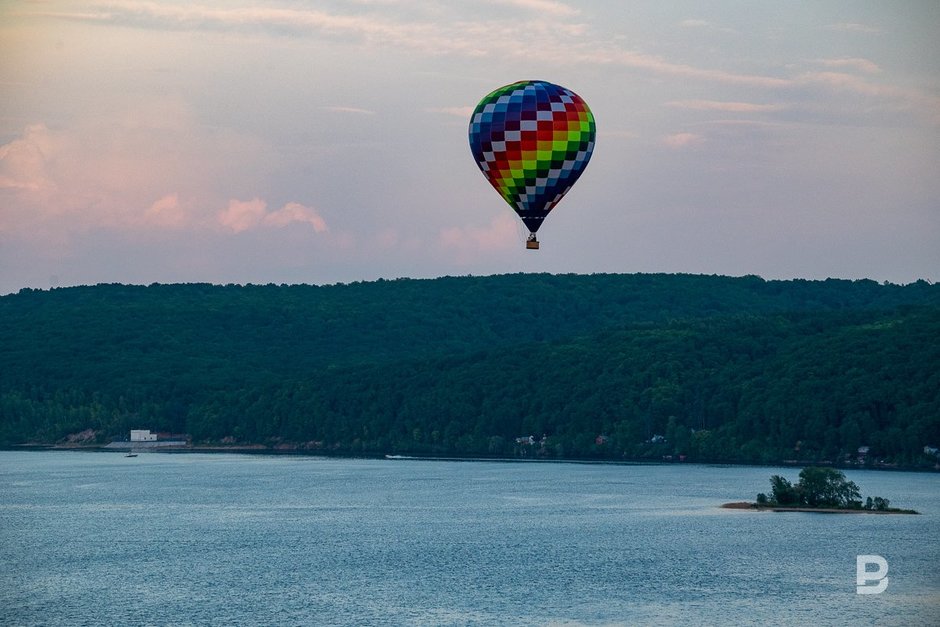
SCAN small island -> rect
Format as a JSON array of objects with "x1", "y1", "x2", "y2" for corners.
[{"x1": 723, "y1": 467, "x2": 919, "y2": 514}]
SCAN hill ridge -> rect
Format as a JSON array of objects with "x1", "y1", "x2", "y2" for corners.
[{"x1": 1, "y1": 273, "x2": 938, "y2": 465}]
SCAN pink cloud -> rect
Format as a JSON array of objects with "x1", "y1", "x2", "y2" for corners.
[
  {"x1": 487, "y1": 0, "x2": 580, "y2": 18},
  {"x1": 321, "y1": 106, "x2": 376, "y2": 115},
  {"x1": 217, "y1": 198, "x2": 267, "y2": 233},
  {"x1": 666, "y1": 100, "x2": 786, "y2": 113},
  {"x1": 266, "y1": 202, "x2": 329, "y2": 233},
  {"x1": 663, "y1": 132, "x2": 705, "y2": 148},
  {"x1": 427, "y1": 106, "x2": 476, "y2": 118},
  {"x1": 438, "y1": 213, "x2": 517, "y2": 263},
  {"x1": 0, "y1": 99, "x2": 280, "y2": 239},
  {"x1": 143, "y1": 193, "x2": 189, "y2": 229},
  {"x1": 815, "y1": 57, "x2": 881, "y2": 74},
  {"x1": 40, "y1": 2, "x2": 784, "y2": 89},
  {"x1": 0, "y1": 124, "x2": 55, "y2": 193},
  {"x1": 217, "y1": 198, "x2": 329, "y2": 233}
]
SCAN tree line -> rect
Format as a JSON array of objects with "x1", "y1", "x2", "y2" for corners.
[{"x1": 1, "y1": 273, "x2": 938, "y2": 466}]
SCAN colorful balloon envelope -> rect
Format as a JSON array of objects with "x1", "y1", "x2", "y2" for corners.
[{"x1": 468, "y1": 80, "x2": 596, "y2": 248}]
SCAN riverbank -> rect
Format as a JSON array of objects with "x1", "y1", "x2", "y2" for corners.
[{"x1": 721, "y1": 501, "x2": 920, "y2": 514}]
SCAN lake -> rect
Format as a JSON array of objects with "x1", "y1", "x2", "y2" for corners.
[{"x1": 1, "y1": 451, "x2": 937, "y2": 626}]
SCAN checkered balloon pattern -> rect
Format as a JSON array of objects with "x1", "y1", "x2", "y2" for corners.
[{"x1": 469, "y1": 80, "x2": 595, "y2": 233}]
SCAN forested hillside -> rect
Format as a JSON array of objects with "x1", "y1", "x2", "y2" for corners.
[{"x1": 1, "y1": 274, "x2": 938, "y2": 466}]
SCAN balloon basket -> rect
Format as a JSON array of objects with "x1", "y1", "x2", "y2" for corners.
[{"x1": 525, "y1": 239, "x2": 540, "y2": 250}]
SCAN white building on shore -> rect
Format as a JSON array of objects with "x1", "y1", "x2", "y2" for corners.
[
  {"x1": 130, "y1": 430, "x2": 157, "y2": 442},
  {"x1": 107, "y1": 429, "x2": 188, "y2": 450}
]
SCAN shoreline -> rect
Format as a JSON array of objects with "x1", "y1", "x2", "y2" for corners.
[
  {"x1": 4, "y1": 444, "x2": 940, "y2": 473},
  {"x1": 721, "y1": 501, "x2": 920, "y2": 515}
]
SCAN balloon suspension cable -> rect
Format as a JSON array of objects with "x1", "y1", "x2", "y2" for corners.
[{"x1": 513, "y1": 218, "x2": 528, "y2": 243}]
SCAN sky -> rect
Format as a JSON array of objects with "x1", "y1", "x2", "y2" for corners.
[{"x1": 1, "y1": 1, "x2": 938, "y2": 293}]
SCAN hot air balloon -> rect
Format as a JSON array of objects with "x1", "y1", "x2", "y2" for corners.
[{"x1": 468, "y1": 80, "x2": 596, "y2": 249}]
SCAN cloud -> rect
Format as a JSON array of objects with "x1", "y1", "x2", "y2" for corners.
[
  {"x1": 217, "y1": 198, "x2": 328, "y2": 233},
  {"x1": 0, "y1": 100, "x2": 310, "y2": 240},
  {"x1": 825, "y1": 22, "x2": 880, "y2": 34},
  {"x1": 815, "y1": 57, "x2": 881, "y2": 74},
  {"x1": 678, "y1": 18, "x2": 737, "y2": 34},
  {"x1": 322, "y1": 106, "x2": 376, "y2": 115},
  {"x1": 486, "y1": 0, "x2": 580, "y2": 17},
  {"x1": 800, "y1": 71, "x2": 939, "y2": 104},
  {"x1": 0, "y1": 124, "x2": 75, "y2": 234},
  {"x1": 36, "y1": 1, "x2": 499, "y2": 56},
  {"x1": 36, "y1": 2, "x2": 785, "y2": 88},
  {"x1": 799, "y1": 71, "x2": 884, "y2": 94},
  {"x1": 0, "y1": 124, "x2": 55, "y2": 194},
  {"x1": 662, "y1": 132, "x2": 704, "y2": 148},
  {"x1": 266, "y1": 202, "x2": 329, "y2": 233},
  {"x1": 568, "y1": 47, "x2": 791, "y2": 88},
  {"x1": 40, "y1": 0, "x2": 918, "y2": 118},
  {"x1": 794, "y1": 71, "x2": 940, "y2": 125},
  {"x1": 427, "y1": 106, "x2": 475, "y2": 118},
  {"x1": 438, "y1": 213, "x2": 517, "y2": 262},
  {"x1": 29, "y1": 0, "x2": 934, "y2": 123},
  {"x1": 217, "y1": 198, "x2": 267, "y2": 233},
  {"x1": 666, "y1": 100, "x2": 787, "y2": 113},
  {"x1": 143, "y1": 193, "x2": 189, "y2": 229}
]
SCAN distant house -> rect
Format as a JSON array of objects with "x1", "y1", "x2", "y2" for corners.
[
  {"x1": 130, "y1": 430, "x2": 157, "y2": 442},
  {"x1": 515, "y1": 435, "x2": 536, "y2": 445},
  {"x1": 107, "y1": 429, "x2": 187, "y2": 451}
]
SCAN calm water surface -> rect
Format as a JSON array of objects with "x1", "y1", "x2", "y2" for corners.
[{"x1": 1, "y1": 451, "x2": 938, "y2": 626}]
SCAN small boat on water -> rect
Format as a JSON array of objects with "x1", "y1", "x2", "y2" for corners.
[{"x1": 125, "y1": 452, "x2": 138, "y2": 458}]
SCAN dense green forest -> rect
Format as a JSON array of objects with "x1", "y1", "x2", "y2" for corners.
[{"x1": 1, "y1": 273, "x2": 939, "y2": 466}]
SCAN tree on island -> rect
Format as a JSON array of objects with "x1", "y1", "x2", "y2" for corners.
[
  {"x1": 744, "y1": 467, "x2": 917, "y2": 513},
  {"x1": 758, "y1": 467, "x2": 865, "y2": 509}
]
